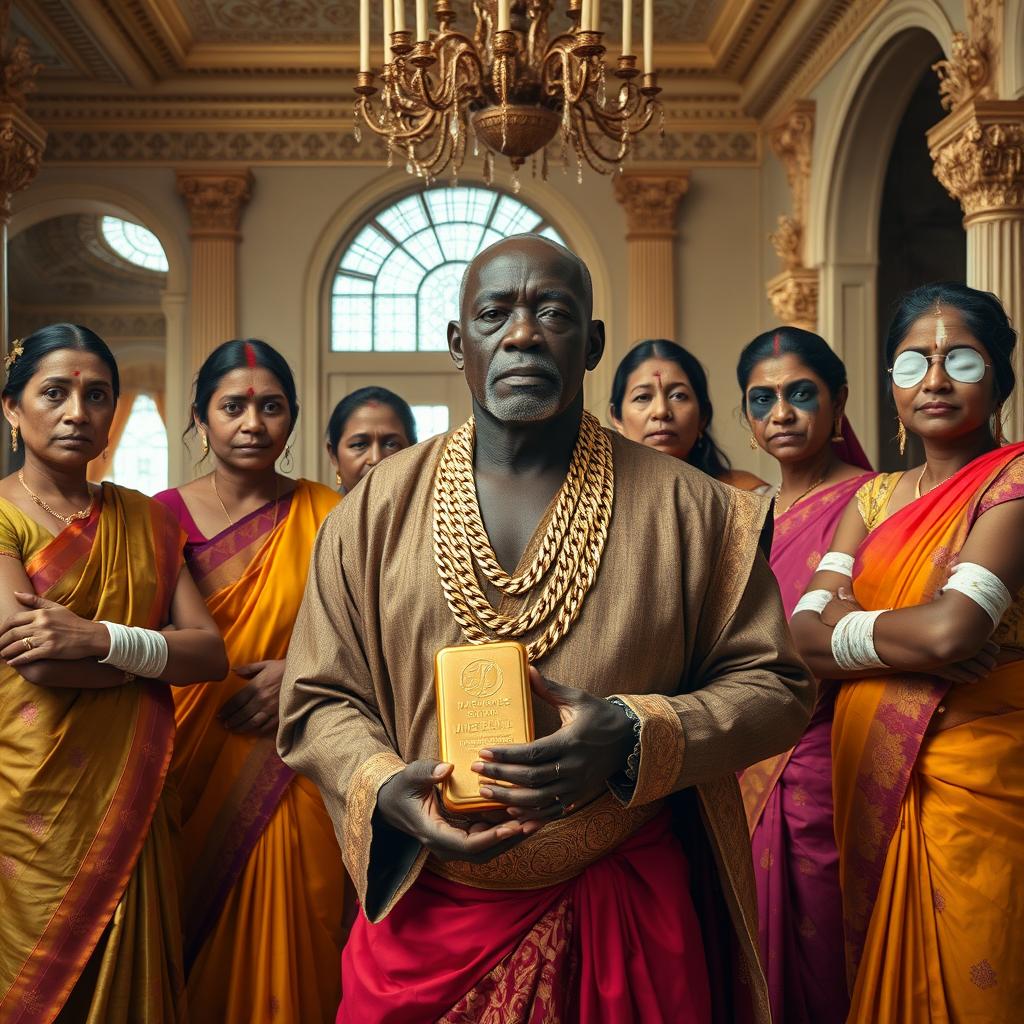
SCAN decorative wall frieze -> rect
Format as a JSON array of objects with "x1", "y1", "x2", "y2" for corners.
[
  {"x1": 928, "y1": 100, "x2": 1024, "y2": 221},
  {"x1": 766, "y1": 266, "x2": 819, "y2": 331},
  {"x1": 613, "y1": 172, "x2": 691, "y2": 239},
  {"x1": 176, "y1": 169, "x2": 253, "y2": 238},
  {"x1": 39, "y1": 125, "x2": 759, "y2": 167},
  {"x1": 11, "y1": 305, "x2": 165, "y2": 341}
]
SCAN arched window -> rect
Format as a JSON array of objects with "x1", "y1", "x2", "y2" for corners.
[
  {"x1": 110, "y1": 394, "x2": 168, "y2": 495},
  {"x1": 100, "y1": 217, "x2": 169, "y2": 272},
  {"x1": 331, "y1": 187, "x2": 565, "y2": 352}
]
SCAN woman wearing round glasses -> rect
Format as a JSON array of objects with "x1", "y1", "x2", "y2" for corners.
[{"x1": 790, "y1": 282, "x2": 1024, "y2": 1022}]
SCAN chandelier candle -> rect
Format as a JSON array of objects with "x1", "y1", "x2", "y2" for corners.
[
  {"x1": 393, "y1": 0, "x2": 405, "y2": 35},
  {"x1": 621, "y1": 0, "x2": 632, "y2": 55},
  {"x1": 382, "y1": 0, "x2": 393, "y2": 60},
  {"x1": 498, "y1": 0, "x2": 511, "y2": 32},
  {"x1": 643, "y1": 0, "x2": 653, "y2": 73},
  {"x1": 360, "y1": 0, "x2": 370, "y2": 71}
]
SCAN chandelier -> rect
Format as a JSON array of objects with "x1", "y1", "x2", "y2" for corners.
[{"x1": 354, "y1": 0, "x2": 662, "y2": 187}]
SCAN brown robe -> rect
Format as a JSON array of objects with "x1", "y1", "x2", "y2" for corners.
[{"x1": 278, "y1": 429, "x2": 815, "y2": 1022}]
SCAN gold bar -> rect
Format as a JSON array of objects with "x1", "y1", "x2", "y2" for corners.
[{"x1": 434, "y1": 640, "x2": 535, "y2": 813}]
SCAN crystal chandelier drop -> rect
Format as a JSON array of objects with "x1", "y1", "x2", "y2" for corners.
[{"x1": 354, "y1": 0, "x2": 663, "y2": 188}]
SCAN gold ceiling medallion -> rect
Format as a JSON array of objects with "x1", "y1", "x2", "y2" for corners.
[{"x1": 354, "y1": 0, "x2": 663, "y2": 190}]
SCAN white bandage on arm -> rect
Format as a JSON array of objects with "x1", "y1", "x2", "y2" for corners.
[
  {"x1": 831, "y1": 610, "x2": 888, "y2": 671},
  {"x1": 941, "y1": 562, "x2": 1013, "y2": 627},
  {"x1": 817, "y1": 552, "x2": 855, "y2": 577},
  {"x1": 99, "y1": 621, "x2": 169, "y2": 679},
  {"x1": 793, "y1": 589, "x2": 835, "y2": 616}
]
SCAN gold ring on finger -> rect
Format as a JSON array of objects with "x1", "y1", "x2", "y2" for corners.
[{"x1": 22, "y1": 636, "x2": 33, "y2": 651}]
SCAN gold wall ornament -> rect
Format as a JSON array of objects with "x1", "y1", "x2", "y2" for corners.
[
  {"x1": 353, "y1": 0, "x2": 663, "y2": 186},
  {"x1": 176, "y1": 171, "x2": 254, "y2": 240},
  {"x1": 432, "y1": 411, "x2": 614, "y2": 662},
  {"x1": 934, "y1": 32, "x2": 993, "y2": 112},
  {"x1": 766, "y1": 265, "x2": 819, "y2": 332},
  {"x1": 766, "y1": 100, "x2": 818, "y2": 327}
]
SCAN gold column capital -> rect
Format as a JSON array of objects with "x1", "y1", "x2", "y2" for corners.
[
  {"x1": 613, "y1": 171, "x2": 690, "y2": 239},
  {"x1": 928, "y1": 99, "x2": 1024, "y2": 222},
  {"x1": 766, "y1": 266, "x2": 819, "y2": 332},
  {"x1": 0, "y1": 21, "x2": 45, "y2": 221},
  {"x1": 176, "y1": 169, "x2": 254, "y2": 240}
]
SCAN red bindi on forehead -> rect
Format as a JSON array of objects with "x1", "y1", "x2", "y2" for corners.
[
  {"x1": 72, "y1": 370, "x2": 80, "y2": 377},
  {"x1": 246, "y1": 386, "x2": 255, "y2": 399}
]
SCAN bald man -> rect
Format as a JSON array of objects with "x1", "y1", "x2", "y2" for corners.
[{"x1": 279, "y1": 235, "x2": 813, "y2": 1023}]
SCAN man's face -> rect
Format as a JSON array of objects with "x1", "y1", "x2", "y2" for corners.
[{"x1": 448, "y1": 238, "x2": 604, "y2": 424}]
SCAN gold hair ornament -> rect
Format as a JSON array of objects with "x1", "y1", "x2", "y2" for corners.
[{"x1": 4, "y1": 338, "x2": 24, "y2": 372}]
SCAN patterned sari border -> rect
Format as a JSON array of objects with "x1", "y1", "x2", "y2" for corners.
[
  {"x1": 23, "y1": 497, "x2": 102, "y2": 594},
  {"x1": 183, "y1": 742, "x2": 295, "y2": 969}
]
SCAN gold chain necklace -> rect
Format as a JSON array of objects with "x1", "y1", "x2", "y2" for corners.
[
  {"x1": 18, "y1": 470, "x2": 93, "y2": 526},
  {"x1": 432, "y1": 411, "x2": 614, "y2": 661},
  {"x1": 212, "y1": 472, "x2": 282, "y2": 530},
  {"x1": 774, "y1": 472, "x2": 827, "y2": 517}
]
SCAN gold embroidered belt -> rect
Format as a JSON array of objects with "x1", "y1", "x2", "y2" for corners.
[{"x1": 426, "y1": 793, "x2": 663, "y2": 890}]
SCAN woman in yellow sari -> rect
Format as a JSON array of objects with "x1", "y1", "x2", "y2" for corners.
[
  {"x1": 791, "y1": 283, "x2": 1024, "y2": 1022},
  {"x1": 0, "y1": 323, "x2": 226, "y2": 1024},
  {"x1": 154, "y1": 339, "x2": 344, "y2": 1023}
]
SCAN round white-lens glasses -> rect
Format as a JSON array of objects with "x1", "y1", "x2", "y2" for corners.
[{"x1": 891, "y1": 347, "x2": 989, "y2": 389}]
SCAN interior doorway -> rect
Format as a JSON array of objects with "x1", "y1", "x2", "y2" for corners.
[{"x1": 875, "y1": 62, "x2": 967, "y2": 469}]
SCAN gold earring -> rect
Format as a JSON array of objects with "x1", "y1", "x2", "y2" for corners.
[
  {"x1": 994, "y1": 403, "x2": 1005, "y2": 446},
  {"x1": 748, "y1": 433, "x2": 759, "y2": 451},
  {"x1": 897, "y1": 420, "x2": 907, "y2": 456},
  {"x1": 832, "y1": 417, "x2": 844, "y2": 443},
  {"x1": 335, "y1": 468, "x2": 342, "y2": 487},
  {"x1": 200, "y1": 432, "x2": 209, "y2": 457},
  {"x1": 9, "y1": 425, "x2": 17, "y2": 453}
]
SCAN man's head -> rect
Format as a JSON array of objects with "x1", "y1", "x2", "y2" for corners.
[{"x1": 448, "y1": 234, "x2": 604, "y2": 424}]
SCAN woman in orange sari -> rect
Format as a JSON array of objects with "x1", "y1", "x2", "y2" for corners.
[
  {"x1": 609, "y1": 339, "x2": 769, "y2": 491},
  {"x1": 154, "y1": 339, "x2": 345, "y2": 1023},
  {"x1": 0, "y1": 323, "x2": 226, "y2": 1024},
  {"x1": 791, "y1": 283, "x2": 1024, "y2": 1021}
]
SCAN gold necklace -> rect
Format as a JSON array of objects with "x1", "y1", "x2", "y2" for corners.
[
  {"x1": 914, "y1": 466, "x2": 945, "y2": 499},
  {"x1": 774, "y1": 472, "x2": 827, "y2": 517},
  {"x1": 211, "y1": 472, "x2": 282, "y2": 530},
  {"x1": 18, "y1": 470, "x2": 93, "y2": 526},
  {"x1": 432, "y1": 411, "x2": 614, "y2": 662}
]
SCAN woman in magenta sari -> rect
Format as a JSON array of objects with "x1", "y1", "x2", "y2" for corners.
[{"x1": 736, "y1": 327, "x2": 874, "y2": 1024}]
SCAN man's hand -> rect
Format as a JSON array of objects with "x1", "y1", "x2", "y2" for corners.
[
  {"x1": 471, "y1": 668, "x2": 636, "y2": 825},
  {"x1": 376, "y1": 760, "x2": 537, "y2": 863},
  {"x1": 218, "y1": 660, "x2": 286, "y2": 736}
]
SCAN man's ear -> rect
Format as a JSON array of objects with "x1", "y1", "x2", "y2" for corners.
[
  {"x1": 448, "y1": 320, "x2": 465, "y2": 370},
  {"x1": 586, "y1": 319, "x2": 605, "y2": 372}
]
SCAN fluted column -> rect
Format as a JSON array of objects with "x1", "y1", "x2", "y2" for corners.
[
  {"x1": 929, "y1": 99, "x2": 1024, "y2": 440},
  {"x1": 176, "y1": 170, "x2": 253, "y2": 371},
  {"x1": 0, "y1": 22, "x2": 44, "y2": 355},
  {"x1": 613, "y1": 172, "x2": 689, "y2": 342}
]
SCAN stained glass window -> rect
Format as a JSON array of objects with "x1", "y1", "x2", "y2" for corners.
[
  {"x1": 331, "y1": 188, "x2": 564, "y2": 352},
  {"x1": 110, "y1": 395, "x2": 168, "y2": 495},
  {"x1": 100, "y1": 217, "x2": 169, "y2": 272}
]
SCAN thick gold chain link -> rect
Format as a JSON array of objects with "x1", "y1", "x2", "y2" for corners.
[{"x1": 432, "y1": 411, "x2": 614, "y2": 661}]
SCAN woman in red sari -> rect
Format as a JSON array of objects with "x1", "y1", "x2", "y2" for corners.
[
  {"x1": 736, "y1": 327, "x2": 873, "y2": 1024},
  {"x1": 154, "y1": 339, "x2": 345, "y2": 1024},
  {"x1": 792, "y1": 283, "x2": 1024, "y2": 1021},
  {"x1": 610, "y1": 339, "x2": 769, "y2": 491},
  {"x1": 0, "y1": 323, "x2": 226, "y2": 1024}
]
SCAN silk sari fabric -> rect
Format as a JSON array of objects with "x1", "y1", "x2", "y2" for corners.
[
  {"x1": 339, "y1": 811, "x2": 711, "y2": 1024},
  {"x1": 154, "y1": 480, "x2": 345, "y2": 1024},
  {"x1": 832, "y1": 443, "x2": 1024, "y2": 1023},
  {"x1": 0, "y1": 485, "x2": 186, "y2": 1024},
  {"x1": 740, "y1": 472, "x2": 873, "y2": 1024}
]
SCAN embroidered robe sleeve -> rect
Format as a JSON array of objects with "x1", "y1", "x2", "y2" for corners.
[
  {"x1": 611, "y1": 487, "x2": 815, "y2": 807},
  {"x1": 278, "y1": 509, "x2": 427, "y2": 921}
]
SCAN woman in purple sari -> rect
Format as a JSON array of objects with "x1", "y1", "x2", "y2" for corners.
[{"x1": 736, "y1": 327, "x2": 874, "y2": 1023}]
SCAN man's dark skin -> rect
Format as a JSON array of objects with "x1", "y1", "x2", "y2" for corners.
[{"x1": 376, "y1": 235, "x2": 636, "y2": 866}]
